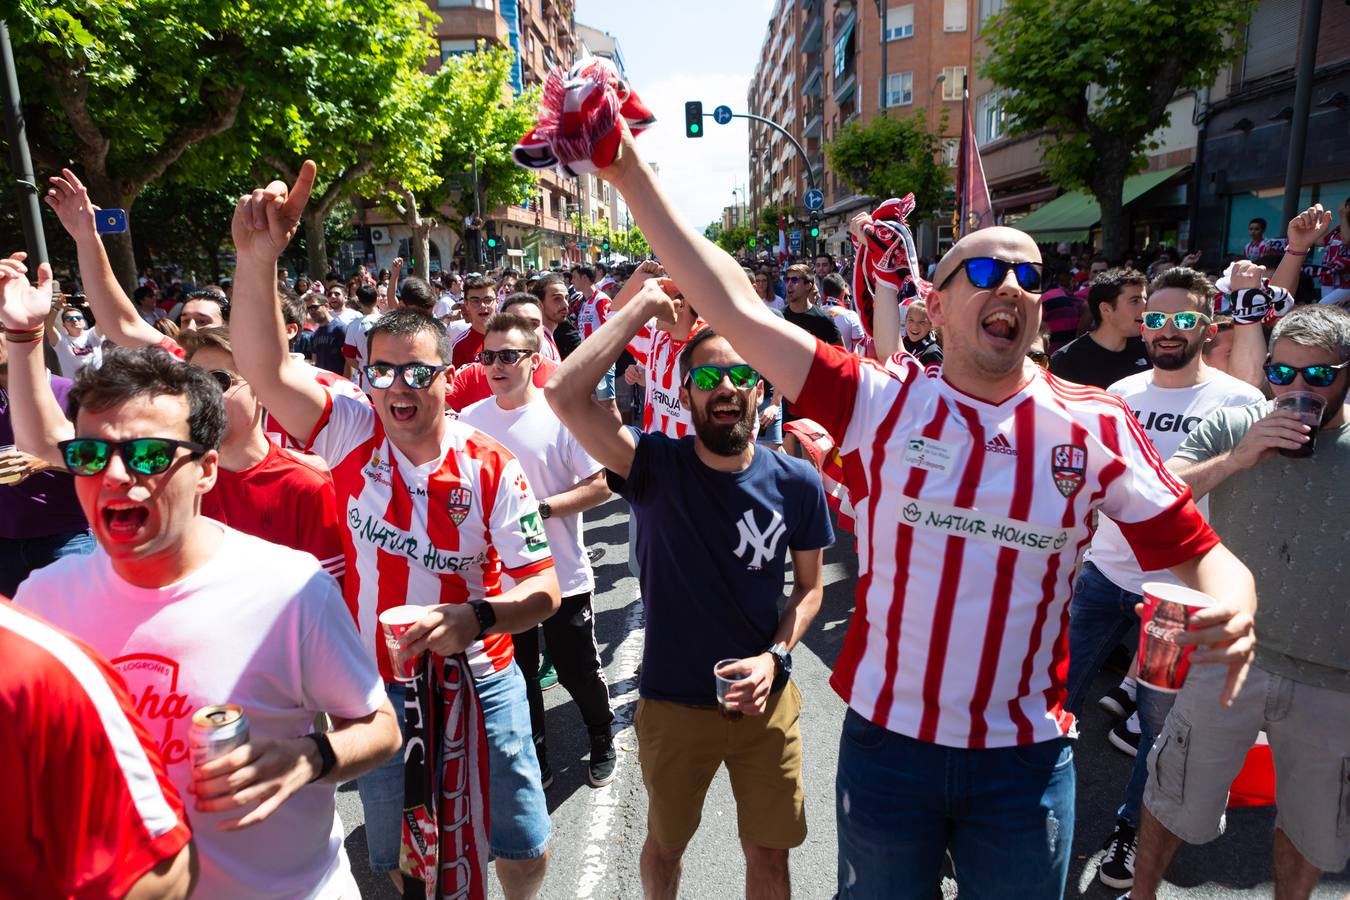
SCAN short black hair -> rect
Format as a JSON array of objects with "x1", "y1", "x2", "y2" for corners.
[
  {"x1": 463, "y1": 274, "x2": 494, "y2": 294},
  {"x1": 572, "y1": 264, "x2": 596, "y2": 282},
  {"x1": 594, "y1": 262, "x2": 608, "y2": 276},
  {"x1": 530, "y1": 273, "x2": 566, "y2": 300},
  {"x1": 822, "y1": 273, "x2": 847, "y2": 299},
  {"x1": 366, "y1": 308, "x2": 452, "y2": 363},
  {"x1": 485, "y1": 311, "x2": 541, "y2": 352},
  {"x1": 182, "y1": 289, "x2": 229, "y2": 323},
  {"x1": 278, "y1": 284, "x2": 305, "y2": 331},
  {"x1": 67, "y1": 345, "x2": 227, "y2": 451},
  {"x1": 500, "y1": 292, "x2": 542, "y2": 315},
  {"x1": 1087, "y1": 268, "x2": 1148, "y2": 326},
  {"x1": 1249, "y1": 217, "x2": 1267, "y2": 230},
  {"x1": 398, "y1": 276, "x2": 435, "y2": 310},
  {"x1": 355, "y1": 283, "x2": 378, "y2": 309},
  {"x1": 1147, "y1": 266, "x2": 1214, "y2": 317},
  {"x1": 814, "y1": 253, "x2": 834, "y2": 266},
  {"x1": 132, "y1": 285, "x2": 156, "y2": 304}
]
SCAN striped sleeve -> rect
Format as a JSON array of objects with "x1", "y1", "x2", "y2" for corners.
[{"x1": 0, "y1": 604, "x2": 190, "y2": 899}]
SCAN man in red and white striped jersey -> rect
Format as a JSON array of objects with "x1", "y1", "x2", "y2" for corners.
[
  {"x1": 0, "y1": 601, "x2": 196, "y2": 899},
  {"x1": 615, "y1": 261, "x2": 706, "y2": 439},
  {"x1": 591, "y1": 123, "x2": 1257, "y2": 899},
  {"x1": 229, "y1": 162, "x2": 562, "y2": 900},
  {"x1": 574, "y1": 264, "x2": 621, "y2": 419}
]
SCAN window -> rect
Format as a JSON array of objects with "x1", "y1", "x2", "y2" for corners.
[
  {"x1": 885, "y1": 5, "x2": 914, "y2": 41},
  {"x1": 942, "y1": 66, "x2": 966, "y2": 100},
  {"x1": 942, "y1": 137, "x2": 959, "y2": 168},
  {"x1": 439, "y1": 0, "x2": 494, "y2": 7},
  {"x1": 1242, "y1": 0, "x2": 1299, "y2": 82},
  {"x1": 881, "y1": 71, "x2": 914, "y2": 108},
  {"x1": 944, "y1": 0, "x2": 967, "y2": 31},
  {"x1": 974, "y1": 89, "x2": 1007, "y2": 145},
  {"x1": 440, "y1": 39, "x2": 475, "y2": 61},
  {"x1": 978, "y1": 0, "x2": 1004, "y2": 28},
  {"x1": 833, "y1": 15, "x2": 855, "y2": 78}
]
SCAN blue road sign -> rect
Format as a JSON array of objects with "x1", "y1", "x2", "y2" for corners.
[
  {"x1": 712, "y1": 105, "x2": 733, "y2": 125},
  {"x1": 804, "y1": 189, "x2": 824, "y2": 211},
  {"x1": 789, "y1": 229, "x2": 802, "y2": 252}
]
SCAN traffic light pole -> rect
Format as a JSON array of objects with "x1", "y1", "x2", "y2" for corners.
[{"x1": 716, "y1": 111, "x2": 820, "y2": 258}]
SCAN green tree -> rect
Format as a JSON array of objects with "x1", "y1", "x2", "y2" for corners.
[
  {"x1": 715, "y1": 223, "x2": 756, "y2": 256},
  {"x1": 133, "y1": 180, "x2": 248, "y2": 284},
  {"x1": 8, "y1": 0, "x2": 438, "y2": 287},
  {"x1": 982, "y1": 0, "x2": 1255, "y2": 259},
  {"x1": 825, "y1": 112, "x2": 948, "y2": 225},
  {"x1": 758, "y1": 203, "x2": 790, "y2": 233}
]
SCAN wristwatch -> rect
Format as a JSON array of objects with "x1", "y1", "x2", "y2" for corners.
[
  {"x1": 538, "y1": 499, "x2": 553, "y2": 520},
  {"x1": 469, "y1": 599, "x2": 497, "y2": 640},
  {"x1": 766, "y1": 642, "x2": 792, "y2": 677}
]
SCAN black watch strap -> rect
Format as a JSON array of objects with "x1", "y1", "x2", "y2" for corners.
[
  {"x1": 306, "y1": 732, "x2": 337, "y2": 783},
  {"x1": 470, "y1": 599, "x2": 497, "y2": 641}
]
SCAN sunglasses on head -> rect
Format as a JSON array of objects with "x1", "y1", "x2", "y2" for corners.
[
  {"x1": 1142, "y1": 311, "x2": 1209, "y2": 331},
  {"x1": 685, "y1": 364, "x2": 761, "y2": 391},
  {"x1": 1263, "y1": 360, "x2": 1349, "y2": 388},
  {"x1": 57, "y1": 437, "x2": 206, "y2": 477},
  {"x1": 939, "y1": 257, "x2": 1044, "y2": 293},
  {"x1": 364, "y1": 362, "x2": 447, "y2": 390},
  {"x1": 477, "y1": 348, "x2": 533, "y2": 366}
]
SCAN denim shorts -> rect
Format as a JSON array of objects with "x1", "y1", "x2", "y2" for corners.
[
  {"x1": 355, "y1": 662, "x2": 552, "y2": 870},
  {"x1": 593, "y1": 363, "x2": 617, "y2": 401}
]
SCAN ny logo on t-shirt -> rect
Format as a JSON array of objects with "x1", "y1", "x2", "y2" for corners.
[{"x1": 734, "y1": 508, "x2": 786, "y2": 570}]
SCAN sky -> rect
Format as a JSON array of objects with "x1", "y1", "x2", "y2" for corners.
[{"x1": 573, "y1": 0, "x2": 774, "y2": 229}]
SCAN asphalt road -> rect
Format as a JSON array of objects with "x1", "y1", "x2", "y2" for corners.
[{"x1": 338, "y1": 497, "x2": 1350, "y2": 899}]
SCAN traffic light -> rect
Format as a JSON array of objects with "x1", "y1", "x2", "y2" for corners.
[
  {"x1": 809, "y1": 214, "x2": 820, "y2": 239},
  {"x1": 602, "y1": 237, "x2": 611, "y2": 252},
  {"x1": 684, "y1": 101, "x2": 703, "y2": 138},
  {"x1": 748, "y1": 235, "x2": 756, "y2": 248}
]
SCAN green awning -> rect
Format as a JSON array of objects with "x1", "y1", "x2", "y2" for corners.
[{"x1": 1015, "y1": 166, "x2": 1189, "y2": 242}]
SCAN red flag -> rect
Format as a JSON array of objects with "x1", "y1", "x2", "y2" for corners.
[{"x1": 954, "y1": 79, "x2": 993, "y2": 239}]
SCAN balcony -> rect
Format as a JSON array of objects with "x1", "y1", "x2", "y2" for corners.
[
  {"x1": 833, "y1": 70, "x2": 856, "y2": 104},
  {"x1": 433, "y1": 6, "x2": 509, "y2": 45},
  {"x1": 802, "y1": 0, "x2": 824, "y2": 53},
  {"x1": 802, "y1": 100, "x2": 823, "y2": 138},
  {"x1": 803, "y1": 62, "x2": 823, "y2": 98}
]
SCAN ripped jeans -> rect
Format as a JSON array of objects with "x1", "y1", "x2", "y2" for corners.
[{"x1": 834, "y1": 709, "x2": 1075, "y2": 899}]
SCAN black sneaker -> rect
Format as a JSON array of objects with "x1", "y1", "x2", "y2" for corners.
[
  {"x1": 587, "y1": 732, "x2": 617, "y2": 787},
  {"x1": 1108, "y1": 713, "x2": 1142, "y2": 757},
  {"x1": 1099, "y1": 819, "x2": 1137, "y2": 889},
  {"x1": 1098, "y1": 684, "x2": 1137, "y2": 720}
]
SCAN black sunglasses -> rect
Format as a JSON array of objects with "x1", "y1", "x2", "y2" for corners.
[
  {"x1": 1263, "y1": 361, "x2": 1349, "y2": 388},
  {"x1": 938, "y1": 257, "x2": 1044, "y2": 293},
  {"x1": 364, "y1": 362, "x2": 447, "y2": 390},
  {"x1": 208, "y1": 369, "x2": 241, "y2": 393},
  {"x1": 477, "y1": 348, "x2": 533, "y2": 366},
  {"x1": 58, "y1": 437, "x2": 206, "y2": 477}
]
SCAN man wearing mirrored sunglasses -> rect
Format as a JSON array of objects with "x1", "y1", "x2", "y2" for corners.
[
  {"x1": 228, "y1": 165, "x2": 561, "y2": 899},
  {"x1": 1133, "y1": 303, "x2": 1350, "y2": 900},
  {"x1": 586, "y1": 124, "x2": 1257, "y2": 899},
  {"x1": 1, "y1": 255, "x2": 400, "y2": 896},
  {"x1": 546, "y1": 277, "x2": 832, "y2": 900},
  {"x1": 1066, "y1": 267, "x2": 1263, "y2": 891},
  {"x1": 47, "y1": 303, "x2": 103, "y2": 378}
]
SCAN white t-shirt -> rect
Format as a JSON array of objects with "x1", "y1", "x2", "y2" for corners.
[
  {"x1": 333, "y1": 307, "x2": 362, "y2": 326},
  {"x1": 54, "y1": 328, "x2": 103, "y2": 378},
  {"x1": 14, "y1": 524, "x2": 386, "y2": 900},
  {"x1": 459, "y1": 395, "x2": 602, "y2": 596},
  {"x1": 433, "y1": 292, "x2": 461, "y2": 320},
  {"x1": 823, "y1": 303, "x2": 867, "y2": 354},
  {"x1": 342, "y1": 311, "x2": 381, "y2": 390},
  {"x1": 1085, "y1": 368, "x2": 1264, "y2": 594}
]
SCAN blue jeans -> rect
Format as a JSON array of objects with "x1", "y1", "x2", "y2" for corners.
[
  {"x1": 836, "y1": 709, "x2": 1075, "y2": 899},
  {"x1": 355, "y1": 663, "x2": 551, "y2": 872},
  {"x1": 0, "y1": 529, "x2": 94, "y2": 597},
  {"x1": 1066, "y1": 562, "x2": 1175, "y2": 828}
]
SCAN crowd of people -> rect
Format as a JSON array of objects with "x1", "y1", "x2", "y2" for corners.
[{"x1": 1, "y1": 111, "x2": 1347, "y2": 900}]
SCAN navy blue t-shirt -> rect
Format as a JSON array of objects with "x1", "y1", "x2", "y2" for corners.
[
  {"x1": 310, "y1": 319, "x2": 348, "y2": 374},
  {"x1": 617, "y1": 431, "x2": 834, "y2": 705}
]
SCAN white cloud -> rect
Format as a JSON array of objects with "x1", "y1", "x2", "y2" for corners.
[{"x1": 630, "y1": 73, "x2": 753, "y2": 231}]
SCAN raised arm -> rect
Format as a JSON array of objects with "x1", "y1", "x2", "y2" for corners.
[
  {"x1": 1273, "y1": 204, "x2": 1334, "y2": 296},
  {"x1": 0, "y1": 254, "x2": 75, "y2": 465},
  {"x1": 1224, "y1": 260, "x2": 1272, "y2": 390},
  {"x1": 44, "y1": 170, "x2": 166, "y2": 349},
  {"x1": 228, "y1": 163, "x2": 329, "y2": 444},
  {"x1": 601, "y1": 127, "x2": 817, "y2": 401}
]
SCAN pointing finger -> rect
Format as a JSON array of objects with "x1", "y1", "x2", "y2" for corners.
[{"x1": 281, "y1": 160, "x2": 317, "y2": 222}]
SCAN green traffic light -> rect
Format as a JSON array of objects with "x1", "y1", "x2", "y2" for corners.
[
  {"x1": 810, "y1": 227, "x2": 820, "y2": 238},
  {"x1": 748, "y1": 237, "x2": 756, "y2": 247},
  {"x1": 690, "y1": 123, "x2": 700, "y2": 134}
]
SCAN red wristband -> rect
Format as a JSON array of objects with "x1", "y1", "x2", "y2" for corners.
[
  {"x1": 1285, "y1": 248, "x2": 1309, "y2": 257},
  {"x1": 3, "y1": 324, "x2": 43, "y2": 336}
]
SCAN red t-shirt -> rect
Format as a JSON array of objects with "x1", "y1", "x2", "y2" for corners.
[
  {"x1": 202, "y1": 440, "x2": 346, "y2": 583},
  {"x1": 0, "y1": 602, "x2": 191, "y2": 898},
  {"x1": 451, "y1": 328, "x2": 486, "y2": 371},
  {"x1": 445, "y1": 358, "x2": 559, "y2": 412}
]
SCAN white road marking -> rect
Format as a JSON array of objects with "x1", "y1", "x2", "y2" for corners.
[{"x1": 575, "y1": 588, "x2": 645, "y2": 899}]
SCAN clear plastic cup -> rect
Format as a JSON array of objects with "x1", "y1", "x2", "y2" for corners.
[
  {"x1": 713, "y1": 658, "x2": 749, "y2": 720},
  {"x1": 1274, "y1": 391, "x2": 1325, "y2": 458}
]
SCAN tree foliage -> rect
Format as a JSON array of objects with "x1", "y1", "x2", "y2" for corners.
[
  {"x1": 982, "y1": 0, "x2": 1256, "y2": 258},
  {"x1": 825, "y1": 112, "x2": 949, "y2": 223},
  {"x1": 715, "y1": 224, "x2": 757, "y2": 256}
]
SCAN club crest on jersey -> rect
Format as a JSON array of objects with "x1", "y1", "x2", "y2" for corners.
[
  {"x1": 1050, "y1": 444, "x2": 1087, "y2": 498},
  {"x1": 447, "y1": 487, "x2": 473, "y2": 525}
]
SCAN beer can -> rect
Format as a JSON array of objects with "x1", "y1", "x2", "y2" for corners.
[
  {"x1": 1137, "y1": 583, "x2": 1213, "y2": 693},
  {"x1": 189, "y1": 704, "x2": 250, "y2": 767}
]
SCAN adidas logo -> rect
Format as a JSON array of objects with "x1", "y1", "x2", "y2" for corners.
[{"x1": 985, "y1": 433, "x2": 1016, "y2": 455}]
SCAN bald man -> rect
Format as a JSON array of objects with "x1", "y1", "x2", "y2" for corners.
[{"x1": 585, "y1": 122, "x2": 1259, "y2": 899}]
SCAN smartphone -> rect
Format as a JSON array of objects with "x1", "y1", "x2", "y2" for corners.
[{"x1": 95, "y1": 208, "x2": 128, "y2": 234}]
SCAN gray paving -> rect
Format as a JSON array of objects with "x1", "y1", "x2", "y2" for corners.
[{"x1": 338, "y1": 497, "x2": 1350, "y2": 898}]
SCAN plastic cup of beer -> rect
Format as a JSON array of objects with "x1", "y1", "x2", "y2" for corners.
[
  {"x1": 0, "y1": 445, "x2": 20, "y2": 486},
  {"x1": 714, "y1": 658, "x2": 749, "y2": 720},
  {"x1": 379, "y1": 605, "x2": 427, "y2": 682},
  {"x1": 1274, "y1": 391, "x2": 1325, "y2": 459},
  {"x1": 1137, "y1": 582, "x2": 1214, "y2": 692}
]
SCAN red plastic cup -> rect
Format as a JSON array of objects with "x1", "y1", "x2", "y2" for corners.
[
  {"x1": 1137, "y1": 582, "x2": 1214, "y2": 692},
  {"x1": 379, "y1": 605, "x2": 428, "y2": 682}
]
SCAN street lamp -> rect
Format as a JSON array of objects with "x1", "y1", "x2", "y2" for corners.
[{"x1": 929, "y1": 72, "x2": 947, "y2": 131}]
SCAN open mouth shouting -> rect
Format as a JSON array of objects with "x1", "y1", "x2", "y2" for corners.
[
  {"x1": 389, "y1": 400, "x2": 418, "y2": 423},
  {"x1": 100, "y1": 499, "x2": 151, "y2": 541},
  {"x1": 708, "y1": 397, "x2": 746, "y2": 425},
  {"x1": 981, "y1": 307, "x2": 1021, "y2": 347}
]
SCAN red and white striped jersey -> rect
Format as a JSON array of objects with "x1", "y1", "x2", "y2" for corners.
[
  {"x1": 305, "y1": 393, "x2": 555, "y2": 682},
  {"x1": 451, "y1": 327, "x2": 485, "y2": 371},
  {"x1": 626, "y1": 319, "x2": 706, "y2": 437},
  {"x1": 576, "y1": 288, "x2": 611, "y2": 341},
  {"x1": 0, "y1": 603, "x2": 190, "y2": 898},
  {"x1": 794, "y1": 341, "x2": 1218, "y2": 748},
  {"x1": 264, "y1": 359, "x2": 370, "y2": 450}
]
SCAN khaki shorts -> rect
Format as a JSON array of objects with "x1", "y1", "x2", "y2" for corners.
[
  {"x1": 1144, "y1": 661, "x2": 1350, "y2": 872},
  {"x1": 635, "y1": 681, "x2": 806, "y2": 850}
]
